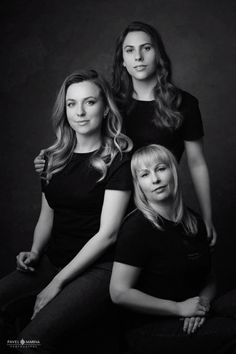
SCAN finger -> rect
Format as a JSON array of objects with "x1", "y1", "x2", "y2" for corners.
[
  {"x1": 31, "y1": 301, "x2": 41, "y2": 320},
  {"x1": 16, "y1": 266, "x2": 29, "y2": 272},
  {"x1": 210, "y1": 232, "x2": 217, "y2": 247},
  {"x1": 187, "y1": 317, "x2": 195, "y2": 335},
  {"x1": 16, "y1": 258, "x2": 28, "y2": 270},
  {"x1": 198, "y1": 304, "x2": 207, "y2": 313},
  {"x1": 198, "y1": 317, "x2": 205, "y2": 327},
  {"x1": 183, "y1": 318, "x2": 189, "y2": 332},
  {"x1": 192, "y1": 318, "x2": 200, "y2": 333},
  {"x1": 39, "y1": 149, "x2": 45, "y2": 156}
]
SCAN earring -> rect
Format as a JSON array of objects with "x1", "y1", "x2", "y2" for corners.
[{"x1": 104, "y1": 108, "x2": 109, "y2": 118}]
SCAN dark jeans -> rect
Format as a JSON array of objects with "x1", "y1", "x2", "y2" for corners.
[
  {"x1": 124, "y1": 290, "x2": 236, "y2": 354},
  {"x1": 0, "y1": 255, "x2": 117, "y2": 354}
]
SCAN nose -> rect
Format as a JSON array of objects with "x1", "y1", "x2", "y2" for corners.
[
  {"x1": 151, "y1": 171, "x2": 160, "y2": 184},
  {"x1": 76, "y1": 103, "x2": 85, "y2": 117},
  {"x1": 135, "y1": 49, "x2": 143, "y2": 62}
]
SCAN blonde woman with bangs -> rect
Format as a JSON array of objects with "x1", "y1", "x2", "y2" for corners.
[
  {"x1": 110, "y1": 144, "x2": 236, "y2": 354},
  {"x1": 0, "y1": 69, "x2": 132, "y2": 354}
]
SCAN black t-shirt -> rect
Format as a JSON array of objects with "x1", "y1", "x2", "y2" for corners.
[
  {"x1": 115, "y1": 209, "x2": 211, "y2": 302},
  {"x1": 122, "y1": 91, "x2": 204, "y2": 162},
  {"x1": 42, "y1": 151, "x2": 132, "y2": 268}
]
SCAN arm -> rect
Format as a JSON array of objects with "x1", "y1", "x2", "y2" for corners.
[
  {"x1": 32, "y1": 189, "x2": 131, "y2": 318},
  {"x1": 199, "y1": 270, "x2": 216, "y2": 309},
  {"x1": 110, "y1": 262, "x2": 207, "y2": 317},
  {"x1": 182, "y1": 271, "x2": 216, "y2": 334},
  {"x1": 185, "y1": 139, "x2": 217, "y2": 246},
  {"x1": 16, "y1": 193, "x2": 54, "y2": 272}
]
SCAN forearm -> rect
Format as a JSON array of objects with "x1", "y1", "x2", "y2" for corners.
[
  {"x1": 54, "y1": 231, "x2": 115, "y2": 287},
  {"x1": 199, "y1": 272, "x2": 217, "y2": 305},
  {"x1": 31, "y1": 223, "x2": 52, "y2": 256},
  {"x1": 30, "y1": 194, "x2": 54, "y2": 256},
  {"x1": 112, "y1": 288, "x2": 179, "y2": 316},
  {"x1": 188, "y1": 160, "x2": 212, "y2": 222}
]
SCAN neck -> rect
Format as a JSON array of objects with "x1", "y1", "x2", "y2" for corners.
[
  {"x1": 74, "y1": 133, "x2": 102, "y2": 153},
  {"x1": 132, "y1": 76, "x2": 157, "y2": 101},
  {"x1": 150, "y1": 200, "x2": 176, "y2": 222}
]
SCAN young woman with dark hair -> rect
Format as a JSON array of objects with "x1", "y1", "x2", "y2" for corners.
[{"x1": 112, "y1": 21, "x2": 216, "y2": 246}]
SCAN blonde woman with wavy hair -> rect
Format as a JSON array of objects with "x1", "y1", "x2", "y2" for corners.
[
  {"x1": 110, "y1": 144, "x2": 236, "y2": 354},
  {"x1": 43, "y1": 69, "x2": 132, "y2": 181},
  {"x1": 0, "y1": 69, "x2": 132, "y2": 354}
]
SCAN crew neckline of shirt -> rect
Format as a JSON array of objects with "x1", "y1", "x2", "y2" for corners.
[
  {"x1": 72, "y1": 149, "x2": 99, "y2": 156},
  {"x1": 131, "y1": 97, "x2": 155, "y2": 103}
]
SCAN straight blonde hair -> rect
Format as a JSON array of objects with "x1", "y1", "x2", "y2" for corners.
[{"x1": 131, "y1": 144, "x2": 198, "y2": 234}]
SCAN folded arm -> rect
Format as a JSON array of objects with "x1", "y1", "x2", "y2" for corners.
[{"x1": 110, "y1": 262, "x2": 208, "y2": 318}]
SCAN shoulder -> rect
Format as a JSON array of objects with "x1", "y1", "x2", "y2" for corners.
[
  {"x1": 105, "y1": 152, "x2": 132, "y2": 190},
  {"x1": 120, "y1": 209, "x2": 155, "y2": 235},
  {"x1": 109, "y1": 151, "x2": 131, "y2": 172},
  {"x1": 115, "y1": 209, "x2": 155, "y2": 265},
  {"x1": 179, "y1": 90, "x2": 199, "y2": 110}
]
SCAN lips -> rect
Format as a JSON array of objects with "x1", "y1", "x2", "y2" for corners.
[
  {"x1": 76, "y1": 120, "x2": 89, "y2": 125},
  {"x1": 153, "y1": 186, "x2": 166, "y2": 193},
  {"x1": 134, "y1": 65, "x2": 147, "y2": 71}
]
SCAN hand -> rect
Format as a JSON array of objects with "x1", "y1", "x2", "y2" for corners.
[
  {"x1": 183, "y1": 316, "x2": 206, "y2": 334},
  {"x1": 34, "y1": 149, "x2": 46, "y2": 175},
  {"x1": 204, "y1": 220, "x2": 217, "y2": 247},
  {"x1": 177, "y1": 296, "x2": 208, "y2": 317},
  {"x1": 31, "y1": 279, "x2": 62, "y2": 319},
  {"x1": 16, "y1": 251, "x2": 40, "y2": 272},
  {"x1": 199, "y1": 296, "x2": 211, "y2": 312}
]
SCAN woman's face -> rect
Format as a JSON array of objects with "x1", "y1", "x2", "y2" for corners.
[
  {"x1": 66, "y1": 81, "x2": 106, "y2": 139},
  {"x1": 136, "y1": 159, "x2": 175, "y2": 204},
  {"x1": 122, "y1": 31, "x2": 157, "y2": 82}
]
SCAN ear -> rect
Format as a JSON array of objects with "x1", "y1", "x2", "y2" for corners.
[{"x1": 123, "y1": 61, "x2": 126, "y2": 67}]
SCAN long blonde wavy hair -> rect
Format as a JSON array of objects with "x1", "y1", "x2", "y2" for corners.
[
  {"x1": 43, "y1": 69, "x2": 133, "y2": 182},
  {"x1": 131, "y1": 144, "x2": 198, "y2": 234}
]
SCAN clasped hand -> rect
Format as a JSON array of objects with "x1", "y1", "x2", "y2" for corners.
[{"x1": 178, "y1": 296, "x2": 210, "y2": 335}]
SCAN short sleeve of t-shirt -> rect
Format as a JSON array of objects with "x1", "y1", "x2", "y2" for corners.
[
  {"x1": 181, "y1": 91, "x2": 204, "y2": 141},
  {"x1": 105, "y1": 152, "x2": 133, "y2": 191},
  {"x1": 114, "y1": 210, "x2": 151, "y2": 268}
]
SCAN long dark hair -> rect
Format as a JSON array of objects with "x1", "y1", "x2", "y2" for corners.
[{"x1": 112, "y1": 21, "x2": 183, "y2": 130}]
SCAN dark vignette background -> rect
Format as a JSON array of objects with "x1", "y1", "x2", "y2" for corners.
[{"x1": 0, "y1": 0, "x2": 236, "y2": 295}]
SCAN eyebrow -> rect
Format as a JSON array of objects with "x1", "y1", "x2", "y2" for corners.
[
  {"x1": 123, "y1": 42, "x2": 152, "y2": 49},
  {"x1": 66, "y1": 96, "x2": 98, "y2": 102}
]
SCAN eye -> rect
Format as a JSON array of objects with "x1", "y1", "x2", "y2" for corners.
[
  {"x1": 86, "y1": 100, "x2": 96, "y2": 106},
  {"x1": 144, "y1": 45, "x2": 152, "y2": 51},
  {"x1": 158, "y1": 166, "x2": 167, "y2": 172},
  {"x1": 155, "y1": 165, "x2": 167, "y2": 172},
  {"x1": 140, "y1": 172, "x2": 149, "y2": 178},
  {"x1": 67, "y1": 102, "x2": 75, "y2": 108},
  {"x1": 125, "y1": 48, "x2": 133, "y2": 54}
]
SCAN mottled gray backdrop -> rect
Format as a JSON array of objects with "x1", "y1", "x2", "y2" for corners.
[{"x1": 1, "y1": 0, "x2": 236, "y2": 294}]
